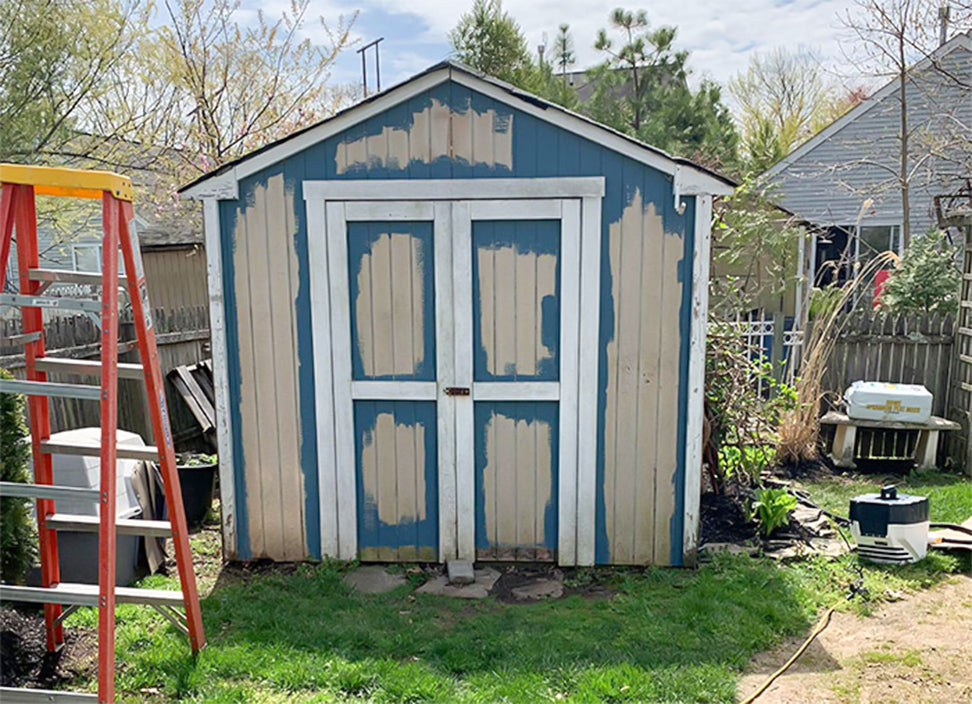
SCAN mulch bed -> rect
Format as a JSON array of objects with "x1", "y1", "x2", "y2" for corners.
[
  {"x1": 0, "y1": 605, "x2": 95, "y2": 689},
  {"x1": 700, "y1": 491, "x2": 758, "y2": 544}
]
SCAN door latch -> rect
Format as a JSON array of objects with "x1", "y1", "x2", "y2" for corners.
[{"x1": 444, "y1": 386, "x2": 470, "y2": 396}]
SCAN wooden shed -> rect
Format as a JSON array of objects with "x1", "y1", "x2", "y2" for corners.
[{"x1": 180, "y1": 62, "x2": 733, "y2": 566}]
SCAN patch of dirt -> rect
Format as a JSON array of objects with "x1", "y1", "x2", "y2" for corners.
[
  {"x1": 700, "y1": 491, "x2": 758, "y2": 544},
  {"x1": 0, "y1": 606, "x2": 96, "y2": 688},
  {"x1": 737, "y1": 575, "x2": 972, "y2": 704},
  {"x1": 488, "y1": 563, "x2": 563, "y2": 603}
]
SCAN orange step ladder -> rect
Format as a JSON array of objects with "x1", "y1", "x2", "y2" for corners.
[{"x1": 0, "y1": 164, "x2": 205, "y2": 703}]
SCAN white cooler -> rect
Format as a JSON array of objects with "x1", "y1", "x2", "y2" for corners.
[{"x1": 843, "y1": 381, "x2": 933, "y2": 423}]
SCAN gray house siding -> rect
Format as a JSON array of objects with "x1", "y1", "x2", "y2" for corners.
[{"x1": 767, "y1": 39, "x2": 971, "y2": 236}]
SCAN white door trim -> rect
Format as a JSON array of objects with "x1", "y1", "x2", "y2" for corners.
[{"x1": 308, "y1": 181, "x2": 603, "y2": 565}]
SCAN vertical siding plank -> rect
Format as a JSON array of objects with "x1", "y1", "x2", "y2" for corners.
[
  {"x1": 515, "y1": 222, "x2": 537, "y2": 377},
  {"x1": 558, "y1": 199, "x2": 580, "y2": 565},
  {"x1": 494, "y1": 235, "x2": 516, "y2": 377},
  {"x1": 390, "y1": 230, "x2": 415, "y2": 376},
  {"x1": 247, "y1": 180, "x2": 286, "y2": 558},
  {"x1": 515, "y1": 411, "x2": 536, "y2": 558},
  {"x1": 370, "y1": 228, "x2": 395, "y2": 376},
  {"x1": 433, "y1": 202, "x2": 455, "y2": 561},
  {"x1": 495, "y1": 408, "x2": 517, "y2": 558},
  {"x1": 452, "y1": 201, "x2": 475, "y2": 560}
]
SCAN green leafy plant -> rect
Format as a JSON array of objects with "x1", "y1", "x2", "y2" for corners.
[
  {"x1": 879, "y1": 228, "x2": 961, "y2": 315},
  {"x1": 717, "y1": 445, "x2": 777, "y2": 482},
  {"x1": 176, "y1": 452, "x2": 217, "y2": 466},
  {"x1": 1, "y1": 368, "x2": 37, "y2": 582},
  {"x1": 750, "y1": 488, "x2": 797, "y2": 537}
]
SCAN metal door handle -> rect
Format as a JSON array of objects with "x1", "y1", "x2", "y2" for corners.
[{"x1": 444, "y1": 386, "x2": 470, "y2": 396}]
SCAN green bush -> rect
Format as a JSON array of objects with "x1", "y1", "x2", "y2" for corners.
[
  {"x1": 879, "y1": 228, "x2": 961, "y2": 315},
  {"x1": 1, "y1": 368, "x2": 37, "y2": 582},
  {"x1": 750, "y1": 488, "x2": 797, "y2": 537}
]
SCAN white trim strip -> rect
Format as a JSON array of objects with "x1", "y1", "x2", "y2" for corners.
[
  {"x1": 325, "y1": 201, "x2": 358, "y2": 559},
  {"x1": 557, "y1": 198, "x2": 581, "y2": 566},
  {"x1": 472, "y1": 381, "x2": 560, "y2": 401},
  {"x1": 350, "y1": 381, "x2": 437, "y2": 400},
  {"x1": 344, "y1": 201, "x2": 435, "y2": 221},
  {"x1": 202, "y1": 199, "x2": 236, "y2": 558},
  {"x1": 307, "y1": 197, "x2": 339, "y2": 558},
  {"x1": 304, "y1": 178, "x2": 605, "y2": 202},
  {"x1": 433, "y1": 202, "x2": 457, "y2": 562},
  {"x1": 468, "y1": 199, "x2": 562, "y2": 220},
  {"x1": 683, "y1": 194, "x2": 712, "y2": 564},
  {"x1": 575, "y1": 194, "x2": 602, "y2": 566},
  {"x1": 451, "y1": 200, "x2": 475, "y2": 561}
]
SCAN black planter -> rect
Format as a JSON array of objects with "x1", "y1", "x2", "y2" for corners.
[{"x1": 176, "y1": 461, "x2": 217, "y2": 528}]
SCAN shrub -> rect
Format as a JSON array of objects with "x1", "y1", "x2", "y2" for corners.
[
  {"x1": 879, "y1": 228, "x2": 960, "y2": 315},
  {"x1": 1, "y1": 368, "x2": 37, "y2": 582},
  {"x1": 750, "y1": 488, "x2": 797, "y2": 537}
]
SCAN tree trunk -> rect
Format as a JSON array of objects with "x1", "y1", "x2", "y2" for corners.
[{"x1": 898, "y1": 36, "x2": 911, "y2": 250}]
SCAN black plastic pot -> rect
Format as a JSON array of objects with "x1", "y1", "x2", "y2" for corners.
[{"x1": 176, "y1": 461, "x2": 217, "y2": 528}]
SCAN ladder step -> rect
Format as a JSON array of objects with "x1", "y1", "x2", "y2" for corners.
[
  {"x1": 0, "y1": 582, "x2": 185, "y2": 607},
  {"x1": 46, "y1": 513, "x2": 172, "y2": 538},
  {"x1": 0, "y1": 378, "x2": 102, "y2": 401},
  {"x1": 0, "y1": 481, "x2": 100, "y2": 502},
  {"x1": 36, "y1": 357, "x2": 145, "y2": 380},
  {"x1": 28, "y1": 267, "x2": 127, "y2": 287},
  {"x1": 0, "y1": 292, "x2": 102, "y2": 314},
  {"x1": 40, "y1": 439, "x2": 159, "y2": 462},
  {"x1": 0, "y1": 686, "x2": 98, "y2": 703}
]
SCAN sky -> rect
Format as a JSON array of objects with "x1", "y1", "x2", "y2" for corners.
[{"x1": 277, "y1": 0, "x2": 867, "y2": 95}]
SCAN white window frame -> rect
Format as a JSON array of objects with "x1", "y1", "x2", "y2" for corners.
[{"x1": 304, "y1": 178, "x2": 604, "y2": 565}]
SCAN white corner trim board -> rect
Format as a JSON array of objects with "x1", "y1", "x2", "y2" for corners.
[
  {"x1": 684, "y1": 194, "x2": 713, "y2": 563},
  {"x1": 201, "y1": 198, "x2": 237, "y2": 557}
]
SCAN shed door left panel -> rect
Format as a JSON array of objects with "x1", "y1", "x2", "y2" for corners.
[{"x1": 313, "y1": 201, "x2": 453, "y2": 561}]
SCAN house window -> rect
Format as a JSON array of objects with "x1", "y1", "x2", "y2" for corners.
[
  {"x1": 69, "y1": 243, "x2": 125, "y2": 274},
  {"x1": 855, "y1": 225, "x2": 902, "y2": 260}
]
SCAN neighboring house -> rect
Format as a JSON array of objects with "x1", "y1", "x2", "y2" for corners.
[{"x1": 762, "y1": 31, "x2": 972, "y2": 288}]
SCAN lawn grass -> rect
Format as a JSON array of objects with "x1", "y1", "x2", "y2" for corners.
[
  {"x1": 54, "y1": 471, "x2": 969, "y2": 703},
  {"x1": 797, "y1": 468, "x2": 972, "y2": 525}
]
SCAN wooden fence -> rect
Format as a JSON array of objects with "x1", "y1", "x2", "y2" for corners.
[
  {"x1": 820, "y1": 310, "x2": 955, "y2": 416},
  {"x1": 0, "y1": 306, "x2": 210, "y2": 448}
]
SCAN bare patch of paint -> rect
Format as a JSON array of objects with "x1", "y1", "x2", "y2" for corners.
[
  {"x1": 603, "y1": 191, "x2": 674, "y2": 563},
  {"x1": 360, "y1": 411, "x2": 427, "y2": 524},
  {"x1": 477, "y1": 245, "x2": 557, "y2": 377},
  {"x1": 354, "y1": 231, "x2": 426, "y2": 377},
  {"x1": 335, "y1": 99, "x2": 513, "y2": 174},
  {"x1": 482, "y1": 411, "x2": 553, "y2": 548}
]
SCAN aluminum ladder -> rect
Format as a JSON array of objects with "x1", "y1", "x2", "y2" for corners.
[{"x1": 0, "y1": 164, "x2": 206, "y2": 703}]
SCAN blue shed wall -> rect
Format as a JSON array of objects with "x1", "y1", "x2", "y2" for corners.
[{"x1": 217, "y1": 78, "x2": 695, "y2": 564}]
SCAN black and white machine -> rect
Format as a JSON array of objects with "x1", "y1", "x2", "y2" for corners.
[{"x1": 849, "y1": 486, "x2": 929, "y2": 564}]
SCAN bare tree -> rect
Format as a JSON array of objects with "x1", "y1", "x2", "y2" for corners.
[{"x1": 841, "y1": 0, "x2": 972, "y2": 248}]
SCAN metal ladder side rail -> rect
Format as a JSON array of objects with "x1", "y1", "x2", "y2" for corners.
[
  {"x1": 4, "y1": 181, "x2": 65, "y2": 650},
  {"x1": 117, "y1": 197, "x2": 205, "y2": 653}
]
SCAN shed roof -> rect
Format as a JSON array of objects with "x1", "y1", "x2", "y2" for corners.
[{"x1": 180, "y1": 60, "x2": 735, "y2": 199}]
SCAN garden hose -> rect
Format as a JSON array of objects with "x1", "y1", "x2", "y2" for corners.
[{"x1": 741, "y1": 578, "x2": 867, "y2": 704}]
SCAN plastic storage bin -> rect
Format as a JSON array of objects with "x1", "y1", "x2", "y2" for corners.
[{"x1": 30, "y1": 428, "x2": 147, "y2": 586}]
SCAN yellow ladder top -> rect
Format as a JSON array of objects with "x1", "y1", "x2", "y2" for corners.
[{"x1": 0, "y1": 163, "x2": 133, "y2": 202}]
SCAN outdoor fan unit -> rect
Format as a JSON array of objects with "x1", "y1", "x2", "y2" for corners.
[{"x1": 850, "y1": 485, "x2": 929, "y2": 564}]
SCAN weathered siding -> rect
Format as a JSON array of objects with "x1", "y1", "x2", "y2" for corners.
[
  {"x1": 142, "y1": 247, "x2": 209, "y2": 312},
  {"x1": 770, "y1": 44, "x2": 971, "y2": 233},
  {"x1": 219, "y1": 77, "x2": 695, "y2": 564}
]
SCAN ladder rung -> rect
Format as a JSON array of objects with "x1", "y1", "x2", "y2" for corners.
[
  {"x1": 0, "y1": 378, "x2": 101, "y2": 401},
  {"x1": 0, "y1": 481, "x2": 101, "y2": 502},
  {"x1": 40, "y1": 439, "x2": 159, "y2": 462},
  {"x1": 0, "y1": 686, "x2": 98, "y2": 702},
  {"x1": 0, "y1": 292, "x2": 102, "y2": 314},
  {"x1": 45, "y1": 513, "x2": 172, "y2": 538},
  {"x1": 28, "y1": 267, "x2": 127, "y2": 286},
  {"x1": 0, "y1": 582, "x2": 184, "y2": 607},
  {"x1": 36, "y1": 357, "x2": 145, "y2": 380}
]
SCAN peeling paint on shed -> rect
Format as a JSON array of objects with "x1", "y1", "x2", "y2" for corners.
[{"x1": 186, "y1": 62, "x2": 730, "y2": 565}]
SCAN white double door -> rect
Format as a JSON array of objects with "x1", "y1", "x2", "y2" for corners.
[{"x1": 307, "y1": 179, "x2": 601, "y2": 566}]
